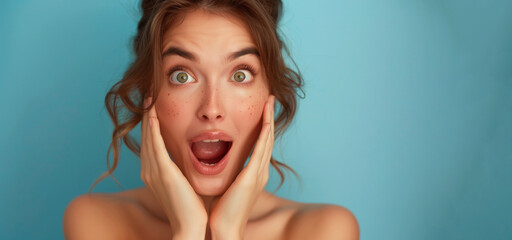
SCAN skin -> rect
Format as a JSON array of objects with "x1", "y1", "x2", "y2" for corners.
[
  {"x1": 156, "y1": 8, "x2": 269, "y2": 199},
  {"x1": 62, "y1": 9, "x2": 360, "y2": 240},
  {"x1": 145, "y1": 9, "x2": 274, "y2": 238}
]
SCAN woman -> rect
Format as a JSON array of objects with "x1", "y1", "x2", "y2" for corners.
[{"x1": 63, "y1": 0, "x2": 359, "y2": 239}]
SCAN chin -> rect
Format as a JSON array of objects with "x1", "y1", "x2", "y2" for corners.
[{"x1": 189, "y1": 175, "x2": 232, "y2": 196}]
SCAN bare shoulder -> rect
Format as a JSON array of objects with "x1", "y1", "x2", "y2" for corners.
[
  {"x1": 62, "y1": 193, "x2": 137, "y2": 240},
  {"x1": 283, "y1": 203, "x2": 360, "y2": 240}
]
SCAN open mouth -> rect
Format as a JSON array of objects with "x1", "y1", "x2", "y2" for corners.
[{"x1": 191, "y1": 139, "x2": 233, "y2": 166}]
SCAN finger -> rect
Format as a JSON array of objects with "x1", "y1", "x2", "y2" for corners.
[
  {"x1": 146, "y1": 104, "x2": 159, "y2": 177},
  {"x1": 264, "y1": 96, "x2": 272, "y2": 125},
  {"x1": 141, "y1": 97, "x2": 151, "y2": 181},
  {"x1": 247, "y1": 121, "x2": 271, "y2": 172},
  {"x1": 256, "y1": 97, "x2": 275, "y2": 176},
  {"x1": 268, "y1": 95, "x2": 275, "y2": 166},
  {"x1": 260, "y1": 123, "x2": 273, "y2": 172},
  {"x1": 260, "y1": 97, "x2": 274, "y2": 169},
  {"x1": 246, "y1": 97, "x2": 272, "y2": 168},
  {"x1": 144, "y1": 97, "x2": 153, "y2": 134},
  {"x1": 247, "y1": 95, "x2": 270, "y2": 171},
  {"x1": 260, "y1": 96, "x2": 275, "y2": 170},
  {"x1": 271, "y1": 95, "x2": 275, "y2": 139},
  {"x1": 145, "y1": 100, "x2": 159, "y2": 180},
  {"x1": 148, "y1": 103, "x2": 180, "y2": 175},
  {"x1": 142, "y1": 97, "x2": 153, "y2": 154}
]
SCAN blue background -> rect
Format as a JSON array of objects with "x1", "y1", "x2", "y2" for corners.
[{"x1": 1, "y1": 0, "x2": 511, "y2": 239}]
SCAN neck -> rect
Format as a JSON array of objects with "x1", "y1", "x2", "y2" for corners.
[{"x1": 199, "y1": 194, "x2": 219, "y2": 215}]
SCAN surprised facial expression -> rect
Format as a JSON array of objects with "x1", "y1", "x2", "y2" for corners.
[{"x1": 155, "y1": 9, "x2": 270, "y2": 196}]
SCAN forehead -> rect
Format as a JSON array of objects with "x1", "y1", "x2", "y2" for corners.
[{"x1": 162, "y1": 9, "x2": 255, "y2": 53}]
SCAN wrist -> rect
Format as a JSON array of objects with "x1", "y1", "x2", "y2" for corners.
[
  {"x1": 210, "y1": 225, "x2": 242, "y2": 240},
  {"x1": 172, "y1": 232, "x2": 205, "y2": 240},
  {"x1": 171, "y1": 222, "x2": 207, "y2": 240},
  {"x1": 172, "y1": 229, "x2": 206, "y2": 240},
  {"x1": 211, "y1": 232, "x2": 242, "y2": 240}
]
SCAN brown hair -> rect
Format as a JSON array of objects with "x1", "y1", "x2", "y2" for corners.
[{"x1": 89, "y1": 0, "x2": 304, "y2": 193}]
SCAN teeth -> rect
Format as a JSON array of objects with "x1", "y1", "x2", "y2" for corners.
[
  {"x1": 200, "y1": 162, "x2": 218, "y2": 166},
  {"x1": 202, "y1": 139, "x2": 220, "y2": 143}
]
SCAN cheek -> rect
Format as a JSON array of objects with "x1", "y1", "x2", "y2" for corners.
[
  {"x1": 245, "y1": 98, "x2": 261, "y2": 120},
  {"x1": 155, "y1": 95, "x2": 192, "y2": 145},
  {"x1": 166, "y1": 100, "x2": 179, "y2": 118},
  {"x1": 156, "y1": 91, "x2": 196, "y2": 122},
  {"x1": 240, "y1": 95, "x2": 265, "y2": 120},
  {"x1": 157, "y1": 98, "x2": 180, "y2": 120},
  {"x1": 234, "y1": 93, "x2": 267, "y2": 133},
  {"x1": 231, "y1": 91, "x2": 267, "y2": 163}
]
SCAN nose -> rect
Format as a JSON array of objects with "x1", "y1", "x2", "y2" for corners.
[{"x1": 196, "y1": 85, "x2": 225, "y2": 122}]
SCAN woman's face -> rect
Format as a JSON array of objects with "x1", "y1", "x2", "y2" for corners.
[{"x1": 155, "y1": 9, "x2": 270, "y2": 196}]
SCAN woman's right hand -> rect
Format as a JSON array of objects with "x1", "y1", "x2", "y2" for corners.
[{"x1": 140, "y1": 97, "x2": 207, "y2": 239}]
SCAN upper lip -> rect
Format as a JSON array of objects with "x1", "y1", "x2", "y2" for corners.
[{"x1": 189, "y1": 131, "x2": 234, "y2": 145}]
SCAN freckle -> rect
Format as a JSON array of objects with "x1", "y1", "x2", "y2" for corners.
[{"x1": 167, "y1": 93, "x2": 170, "y2": 96}]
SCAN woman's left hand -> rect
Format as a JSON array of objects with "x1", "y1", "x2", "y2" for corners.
[{"x1": 208, "y1": 95, "x2": 275, "y2": 240}]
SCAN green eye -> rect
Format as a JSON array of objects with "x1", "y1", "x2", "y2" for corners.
[
  {"x1": 232, "y1": 70, "x2": 252, "y2": 83},
  {"x1": 170, "y1": 70, "x2": 194, "y2": 84},
  {"x1": 176, "y1": 72, "x2": 188, "y2": 83},
  {"x1": 233, "y1": 71, "x2": 246, "y2": 82}
]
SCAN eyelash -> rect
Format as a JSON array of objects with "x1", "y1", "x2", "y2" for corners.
[
  {"x1": 166, "y1": 65, "x2": 184, "y2": 77},
  {"x1": 166, "y1": 64, "x2": 258, "y2": 85},
  {"x1": 237, "y1": 64, "x2": 257, "y2": 76}
]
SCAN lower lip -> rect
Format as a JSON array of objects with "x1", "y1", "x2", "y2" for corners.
[{"x1": 188, "y1": 144, "x2": 231, "y2": 175}]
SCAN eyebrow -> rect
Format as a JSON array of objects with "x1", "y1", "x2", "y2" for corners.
[
  {"x1": 226, "y1": 47, "x2": 260, "y2": 62},
  {"x1": 162, "y1": 46, "x2": 260, "y2": 63},
  {"x1": 162, "y1": 47, "x2": 197, "y2": 61}
]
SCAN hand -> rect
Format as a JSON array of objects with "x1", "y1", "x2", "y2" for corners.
[
  {"x1": 140, "y1": 97, "x2": 207, "y2": 239},
  {"x1": 208, "y1": 95, "x2": 276, "y2": 239}
]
